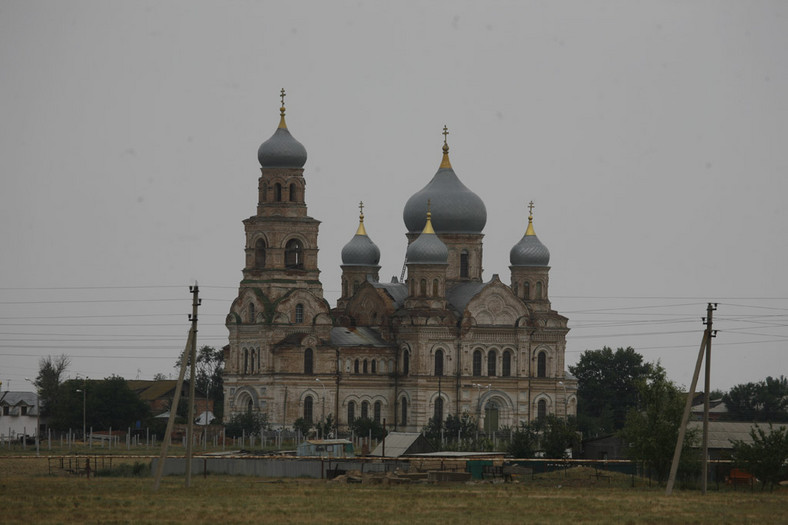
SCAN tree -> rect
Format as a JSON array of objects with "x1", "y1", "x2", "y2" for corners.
[
  {"x1": 723, "y1": 376, "x2": 788, "y2": 422},
  {"x1": 316, "y1": 414, "x2": 335, "y2": 439},
  {"x1": 35, "y1": 354, "x2": 70, "y2": 419},
  {"x1": 507, "y1": 421, "x2": 540, "y2": 458},
  {"x1": 174, "y1": 345, "x2": 225, "y2": 423},
  {"x1": 349, "y1": 417, "x2": 386, "y2": 441},
  {"x1": 292, "y1": 417, "x2": 312, "y2": 437},
  {"x1": 569, "y1": 346, "x2": 653, "y2": 437},
  {"x1": 539, "y1": 415, "x2": 581, "y2": 459},
  {"x1": 51, "y1": 376, "x2": 150, "y2": 431},
  {"x1": 225, "y1": 411, "x2": 268, "y2": 439},
  {"x1": 619, "y1": 365, "x2": 700, "y2": 484},
  {"x1": 731, "y1": 423, "x2": 788, "y2": 491}
]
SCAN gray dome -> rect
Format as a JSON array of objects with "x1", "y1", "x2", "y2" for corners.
[
  {"x1": 403, "y1": 166, "x2": 487, "y2": 234},
  {"x1": 341, "y1": 234, "x2": 381, "y2": 266},
  {"x1": 257, "y1": 125, "x2": 307, "y2": 168},
  {"x1": 406, "y1": 219, "x2": 448, "y2": 265},
  {"x1": 510, "y1": 232, "x2": 550, "y2": 267}
]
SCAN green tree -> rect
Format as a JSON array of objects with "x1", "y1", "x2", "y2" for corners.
[
  {"x1": 292, "y1": 417, "x2": 312, "y2": 437},
  {"x1": 225, "y1": 411, "x2": 268, "y2": 439},
  {"x1": 316, "y1": 414, "x2": 335, "y2": 438},
  {"x1": 350, "y1": 417, "x2": 386, "y2": 441},
  {"x1": 52, "y1": 376, "x2": 150, "y2": 431},
  {"x1": 731, "y1": 423, "x2": 788, "y2": 491},
  {"x1": 507, "y1": 421, "x2": 540, "y2": 458},
  {"x1": 619, "y1": 366, "x2": 699, "y2": 484},
  {"x1": 569, "y1": 346, "x2": 653, "y2": 437},
  {"x1": 539, "y1": 415, "x2": 581, "y2": 459},
  {"x1": 35, "y1": 354, "x2": 70, "y2": 419},
  {"x1": 723, "y1": 376, "x2": 788, "y2": 422},
  {"x1": 194, "y1": 345, "x2": 224, "y2": 422}
]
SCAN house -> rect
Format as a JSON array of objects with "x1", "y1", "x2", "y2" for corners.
[
  {"x1": 0, "y1": 391, "x2": 42, "y2": 440},
  {"x1": 687, "y1": 420, "x2": 788, "y2": 459},
  {"x1": 126, "y1": 380, "x2": 214, "y2": 422},
  {"x1": 369, "y1": 432, "x2": 435, "y2": 457},
  {"x1": 297, "y1": 439, "x2": 354, "y2": 458}
]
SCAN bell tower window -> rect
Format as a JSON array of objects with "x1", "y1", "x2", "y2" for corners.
[
  {"x1": 255, "y1": 239, "x2": 266, "y2": 269},
  {"x1": 460, "y1": 250, "x2": 469, "y2": 278},
  {"x1": 274, "y1": 183, "x2": 282, "y2": 202},
  {"x1": 289, "y1": 183, "x2": 297, "y2": 202},
  {"x1": 295, "y1": 303, "x2": 304, "y2": 323},
  {"x1": 285, "y1": 239, "x2": 304, "y2": 269}
]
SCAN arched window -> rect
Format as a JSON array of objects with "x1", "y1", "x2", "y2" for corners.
[
  {"x1": 250, "y1": 348, "x2": 256, "y2": 373},
  {"x1": 432, "y1": 279, "x2": 439, "y2": 296},
  {"x1": 402, "y1": 351, "x2": 410, "y2": 376},
  {"x1": 274, "y1": 183, "x2": 282, "y2": 202},
  {"x1": 342, "y1": 278, "x2": 348, "y2": 298},
  {"x1": 434, "y1": 349, "x2": 444, "y2": 376},
  {"x1": 295, "y1": 303, "x2": 304, "y2": 324},
  {"x1": 248, "y1": 303, "x2": 255, "y2": 323},
  {"x1": 371, "y1": 360, "x2": 376, "y2": 374},
  {"x1": 537, "y1": 399, "x2": 547, "y2": 420},
  {"x1": 243, "y1": 348, "x2": 249, "y2": 374},
  {"x1": 502, "y1": 350, "x2": 512, "y2": 377},
  {"x1": 353, "y1": 280, "x2": 359, "y2": 294},
  {"x1": 289, "y1": 183, "x2": 297, "y2": 202},
  {"x1": 523, "y1": 282, "x2": 530, "y2": 300},
  {"x1": 255, "y1": 239, "x2": 266, "y2": 269},
  {"x1": 419, "y1": 279, "x2": 426, "y2": 296},
  {"x1": 537, "y1": 351, "x2": 547, "y2": 378},
  {"x1": 434, "y1": 397, "x2": 444, "y2": 423},
  {"x1": 261, "y1": 182, "x2": 267, "y2": 202},
  {"x1": 363, "y1": 359, "x2": 368, "y2": 374},
  {"x1": 361, "y1": 401, "x2": 369, "y2": 420},
  {"x1": 304, "y1": 395, "x2": 313, "y2": 423},
  {"x1": 374, "y1": 401, "x2": 381, "y2": 424},
  {"x1": 535, "y1": 281, "x2": 543, "y2": 299},
  {"x1": 348, "y1": 401, "x2": 356, "y2": 425},
  {"x1": 285, "y1": 239, "x2": 304, "y2": 269},
  {"x1": 247, "y1": 399, "x2": 254, "y2": 413},
  {"x1": 401, "y1": 397, "x2": 408, "y2": 425},
  {"x1": 488, "y1": 351, "x2": 496, "y2": 377},
  {"x1": 304, "y1": 348, "x2": 313, "y2": 375},
  {"x1": 354, "y1": 359, "x2": 360, "y2": 374},
  {"x1": 460, "y1": 250, "x2": 469, "y2": 278},
  {"x1": 473, "y1": 350, "x2": 482, "y2": 376}
]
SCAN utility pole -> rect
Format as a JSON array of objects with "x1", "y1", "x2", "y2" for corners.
[
  {"x1": 153, "y1": 284, "x2": 200, "y2": 491},
  {"x1": 666, "y1": 303, "x2": 716, "y2": 495},
  {"x1": 185, "y1": 283, "x2": 200, "y2": 487}
]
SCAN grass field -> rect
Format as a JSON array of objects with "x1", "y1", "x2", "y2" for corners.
[{"x1": 1, "y1": 455, "x2": 786, "y2": 524}]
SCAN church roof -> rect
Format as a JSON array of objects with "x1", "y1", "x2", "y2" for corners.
[
  {"x1": 341, "y1": 204, "x2": 381, "y2": 266},
  {"x1": 406, "y1": 211, "x2": 448, "y2": 265},
  {"x1": 370, "y1": 279, "x2": 408, "y2": 308},
  {"x1": 257, "y1": 89, "x2": 307, "y2": 168},
  {"x1": 330, "y1": 326, "x2": 393, "y2": 347},
  {"x1": 402, "y1": 129, "x2": 486, "y2": 234},
  {"x1": 445, "y1": 281, "x2": 487, "y2": 312},
  {"x1": 510, "y1": 203, "x2": 550, "y2": 267}
]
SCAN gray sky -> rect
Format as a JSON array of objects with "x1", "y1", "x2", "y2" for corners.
[{"x1": 1, "y1": 1, "x2": 786, "y2": 393}]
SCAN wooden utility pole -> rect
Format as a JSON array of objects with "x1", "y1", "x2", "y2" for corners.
[
  {"x1": 152, "y1": 284, "x2": 200, "y2": 491},
  {"x1": 185, "y1": 283, "x2": 200, "y2": 487},
  {"x1": 665, "y1": 303, "x2": 716, "y2": 495}
]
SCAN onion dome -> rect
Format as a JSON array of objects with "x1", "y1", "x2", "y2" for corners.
[
  {"x1": 341, "y1": 202, "x2": 381, "y2": 266},
  {"x1": 257, "y1": 89, "x2": 307, "y2": 168},
  {"x1": 510, "y1": 202, "x2": 550, "y2": 267},
  {"x1": 406, "y1": 207, "x2": 449, "y2": 264},
  {"x1": 403, "y1": 127, "x2": 486, "y2": 234}
]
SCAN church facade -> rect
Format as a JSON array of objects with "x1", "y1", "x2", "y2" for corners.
[{"x1": 223, "y1": 93, "x2": 577, "y2": 433}]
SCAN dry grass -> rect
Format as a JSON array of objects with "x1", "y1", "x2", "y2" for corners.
[{"x1": 1, "y1": 457, "x2": 785, "y2": 524}]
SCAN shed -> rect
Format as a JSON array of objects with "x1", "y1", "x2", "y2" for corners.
[
  {"x1": 297, "y1": 439, "x2": 354, "y2": 458},
  {"x1": 369, "y1": 432, "x2": 434, "y2": 457},
  {"x1": 687, "y1": 421, "x2": 788, "y2": 459}
]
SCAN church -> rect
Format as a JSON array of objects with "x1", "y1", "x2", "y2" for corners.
[{"x1": 223, "y1": 91, "x2": 577, "y2": 433}]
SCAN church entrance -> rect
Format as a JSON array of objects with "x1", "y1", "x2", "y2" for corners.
[{"x1": 483, "y1": 401, "x2": 499, "y2": 434}]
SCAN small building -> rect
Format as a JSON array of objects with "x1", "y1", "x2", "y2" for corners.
[
  {"x1": 687, "y1": 420, "x2": 788, "y2": 459},
  {"x1": 369, "y1": 432, "x2": 435, "y2": 457},
  {"x1": 297, "y1": 439, "x2": 354, "y2": 458},
  {"x1": 581, "y1": 434, "x2": 626, "y2": 460},
  {"x1": 127, "y1": 380, "x2": 214, "y2": 421},
  {"x1": 0, "y1": 391, "x2": 42, "y2": 441}
]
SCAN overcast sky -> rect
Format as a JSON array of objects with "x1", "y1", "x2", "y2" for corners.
[{"x1": 1, "y1": 1, "x2": 786, "y2": 394}]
